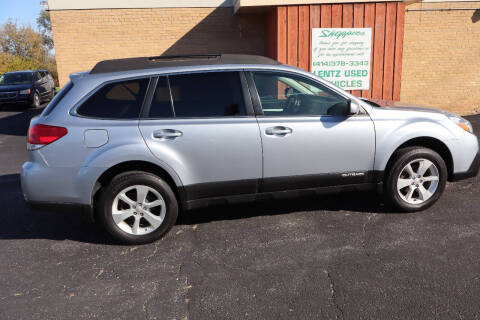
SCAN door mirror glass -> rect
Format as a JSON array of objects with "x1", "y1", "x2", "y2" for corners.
[{"x1": 348, "y1": 100, "x2": 360, "y2": 115}]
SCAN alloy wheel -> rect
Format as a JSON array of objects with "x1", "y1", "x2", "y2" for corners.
[
  {"x1": 111, "y1": 185, "x2": 166, "y2": 235},
  {"x1": 34, "y1": 94, "x2": 40, "y2": 107},
  {"x1": 397, "y1": 158, "x2": 440, "y2": 204}
]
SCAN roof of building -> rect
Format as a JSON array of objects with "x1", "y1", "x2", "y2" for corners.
[{"x1": 89, "y1": 54, "x2": 280, "y2": 74}]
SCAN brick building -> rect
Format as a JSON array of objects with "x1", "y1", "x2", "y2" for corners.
[{"x1": 47, "y1": 0, "x2": 480, "y2": 114}]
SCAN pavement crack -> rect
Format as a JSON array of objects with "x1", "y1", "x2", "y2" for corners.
[
  {"x1": 326, "y1": 269, "x2": 344, "y2": 320},
  {"x1": 174, "y1": 262, "x2": 191, "y2": 320},
  {"x1": 144, "y1": 240, "x2": 161, "y2": 262},
  {"x1": 361, "y1": 214, "x2": 376, "y2": 259},
  {"x1": 142, "y1": 281, "x2": 159, "y2": 320}
]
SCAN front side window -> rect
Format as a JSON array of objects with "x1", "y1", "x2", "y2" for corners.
[
  {"x1": 168, "y1": 72, "x2": 246, "y2": 117},
  {"x1": 252, "y1": 72, "x2": 349, "y2": 116},
  {"x1": 77, "y1": 78, "x2": 149, "y2": 119}
]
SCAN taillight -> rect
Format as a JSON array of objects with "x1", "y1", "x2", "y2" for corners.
[{"x1": 27, "y1": 124, "x2": 68, "y2": 149}]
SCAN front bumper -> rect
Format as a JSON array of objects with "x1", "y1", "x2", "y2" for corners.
[
  {"x1": 0, "y1": 95, "x2": 32, "y2": 105},
  {"x1": 452, "y1": 152, "x2": 480, "y2": 181}
]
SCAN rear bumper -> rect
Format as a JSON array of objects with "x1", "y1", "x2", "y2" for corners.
[
  {"x1": 21, "y1": 161, "x2": 102, "y2": 206},
  {"x1": 451, "y1": 152, "x2": 480, "y2": 181}
]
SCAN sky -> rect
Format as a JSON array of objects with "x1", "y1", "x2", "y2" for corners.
[{"x1": 0, "y1": 0, "x2": 44, "y2": 29}]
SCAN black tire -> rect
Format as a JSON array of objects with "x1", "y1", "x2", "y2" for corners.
[
  {"x1": 97, "y1": 171, "x2": 178, "y2": 244},
  {"x1": 30, "y1": 92, "x2": 40, "y2": 108},
  {"x1": 385, "y1": 147, "x2": 447, "y2": 212}
]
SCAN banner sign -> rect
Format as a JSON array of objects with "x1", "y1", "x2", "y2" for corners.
[{"x1": 311, "y1": 28, "x2": 372, "y2": 90}]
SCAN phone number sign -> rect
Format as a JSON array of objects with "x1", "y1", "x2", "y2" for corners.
[{"x1": 312, "y1": 28, "x2": 372, "y2": 90}]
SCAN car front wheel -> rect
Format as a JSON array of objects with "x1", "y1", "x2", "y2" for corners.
[
  {"x1": 97, "y1": 171, "x2": 178, "y2": 244},
  {"x1": 385, "y1": 147, "x2": 447, "y2": 212},
  {"x1": 49, "y1": 88, "x2": 55, "y2": 100},
  {"x1": 31, "y1": 92, "x2": 40, "y2": 108}
]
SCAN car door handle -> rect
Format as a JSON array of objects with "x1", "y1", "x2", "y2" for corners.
[
  {"x1": 265, "y1": 126, "x2": 293, "y2": 136},
  {"x1": 153, "y1": 129, "x2": 183, "y2": 140}
]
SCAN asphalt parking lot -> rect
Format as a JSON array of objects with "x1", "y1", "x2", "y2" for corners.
[{"x1": 0, "y1": 105, "x2": 479, "y2": 320}]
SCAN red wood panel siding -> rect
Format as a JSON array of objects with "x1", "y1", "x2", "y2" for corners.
[
  {"x1": 298, "y1": 6, "x2": 310, "y2": 70},
  {"x1": 383, "y1": 2, "x2": 397, "y2": 100},
  {"x1": 321, "y1": 5, "x2": 332, "y2": 27},
  {"x1": 310, "y1": 5, "x2": 321, "y2": 70},
  {"x1": 372, "y1": 3, "x2": 386, "y2": 99},
  {"x1": 287, "y1": 6, "x2": 299, "y2": 66},
  {"x1": 310, "y1": 5, "x2": 321, "y2": 28},
  {"x1": 351, "y1": 3, "x2": 364, "y2": 97},
  {"x1": 342, "y1": 4, "x2": 354, "y2": 27},
  {"x1": 265, "y1": 8, "x2": 277, "y2": 60},
  {"x1": 393, "y1": 1, "x2": 405, "y2": 101},
  {"x1": 265, "y1": 2, "x2": 406, "y2": 101},
  {"x1": 331, "y1": 4, "x2": 343, "y2": 27},
  {"x1": 277, "y1": 7, "x2": 288, "y2": 64},
  {"x1": 362, "y1": 3, "x2": 376, "y2": 98},
  {"x1": 342, "y1": 4, "x2": 354, "y2": 94}
]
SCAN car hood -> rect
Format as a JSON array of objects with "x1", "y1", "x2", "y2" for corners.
[
  {"x1": 0, "y1": 83, "x2": 33, "y2": 92},
  {"x1": 384, "y1": 105, "x2": 456, "y2": 117},
  {"x1": 362, "y1": 98, "x2": 456, "y2": 118}
]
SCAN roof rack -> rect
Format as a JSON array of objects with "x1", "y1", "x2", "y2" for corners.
[{"x1": 89, "y1": 54, "x2": 280, "y2": 74}]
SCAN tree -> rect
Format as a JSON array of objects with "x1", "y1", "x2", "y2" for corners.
[
  {"x1": 0, "y1": 19, "x2": 58, "y2": 85},
  {"x1": 0, "y1": 20, "x2": 45, "y2": 62},
  {"x1": 37, "y1": 9, "x2": 53, "y2": 51},
  {"x1": 0, "y1": 53, "x2": 41, "y2": 74}
]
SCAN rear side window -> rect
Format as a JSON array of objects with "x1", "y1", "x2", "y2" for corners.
[
  {"x1": 77, "y1": 78, "x2": 149, "y2": 119},
  {"x1": 168, "y1": 72, "x2": 246, "y2": 117},
  {"x1": 42, "y1": 82, "x2": 73, "y2": 116}
]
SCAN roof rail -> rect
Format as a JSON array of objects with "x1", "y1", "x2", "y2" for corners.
[
  {"x1": 89, "y1": 54, "x2": 279, "y2": 74},
  {"x1": 148, "y1": 54, "x2": 220, "y2": 62}
]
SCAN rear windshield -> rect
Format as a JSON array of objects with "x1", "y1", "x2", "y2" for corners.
[
  {"x1": 0, "y1": 72, "x2": 34, "y2": 85},
  {"x1": 42, "y1": 82, "x2": 73, "y2": 116}
]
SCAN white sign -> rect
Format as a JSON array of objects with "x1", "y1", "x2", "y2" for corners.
[{"x1": 311, "y1": 28, "x2": 372, "y2": 90}]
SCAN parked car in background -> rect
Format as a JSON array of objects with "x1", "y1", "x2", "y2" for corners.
[
  {"x1": 21, "y1": 54, "x2": 479, "y2": 244},
  {"x1": 0, "y1": 70, "x2": 56, "y2": 108}
]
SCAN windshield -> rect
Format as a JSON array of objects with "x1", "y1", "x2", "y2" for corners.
[{"x1": 0, "y1": 72, "x2": 34, "y2": 85}]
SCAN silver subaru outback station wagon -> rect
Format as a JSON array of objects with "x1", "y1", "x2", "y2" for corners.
[{"x1": 21, "y1": 54, "x2": 479, "y2": 244}]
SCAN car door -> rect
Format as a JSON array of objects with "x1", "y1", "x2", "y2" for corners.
[
  {"x1": 139, "y1": 71, "x2": 262, "y2": 202},
  {"x1": 35, "y1": 72, "x2": 47, "y2": 98},
  {"x1": 44, "y1": 72, "x2": 54, "y2": 92},
  {"x1": 248, "y1": 71, "x2": 376, "y2": 192}
]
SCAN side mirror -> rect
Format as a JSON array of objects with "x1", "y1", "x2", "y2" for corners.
[{"x1": 347, "y1": 100, "x2": 360, "y2": 115}]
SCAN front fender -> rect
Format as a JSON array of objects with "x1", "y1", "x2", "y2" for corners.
[{"x1": 374, "y1": 119, "x2": 457, "y2": 172}]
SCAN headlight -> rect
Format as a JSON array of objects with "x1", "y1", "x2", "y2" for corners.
[
  {"x1": 448, "y1": 115, "x2": 473, "y2": 134},
  {"x1": 19, "y1": 89, "x2": 31, "y2": 95}
]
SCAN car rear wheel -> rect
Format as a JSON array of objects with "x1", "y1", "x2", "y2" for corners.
[
  {"x1": 385, "y1": 147, "x2": 447, "y2": 212},
  {"x1": 97, "y1": 171, "x2": 178, "y2": 244}
]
